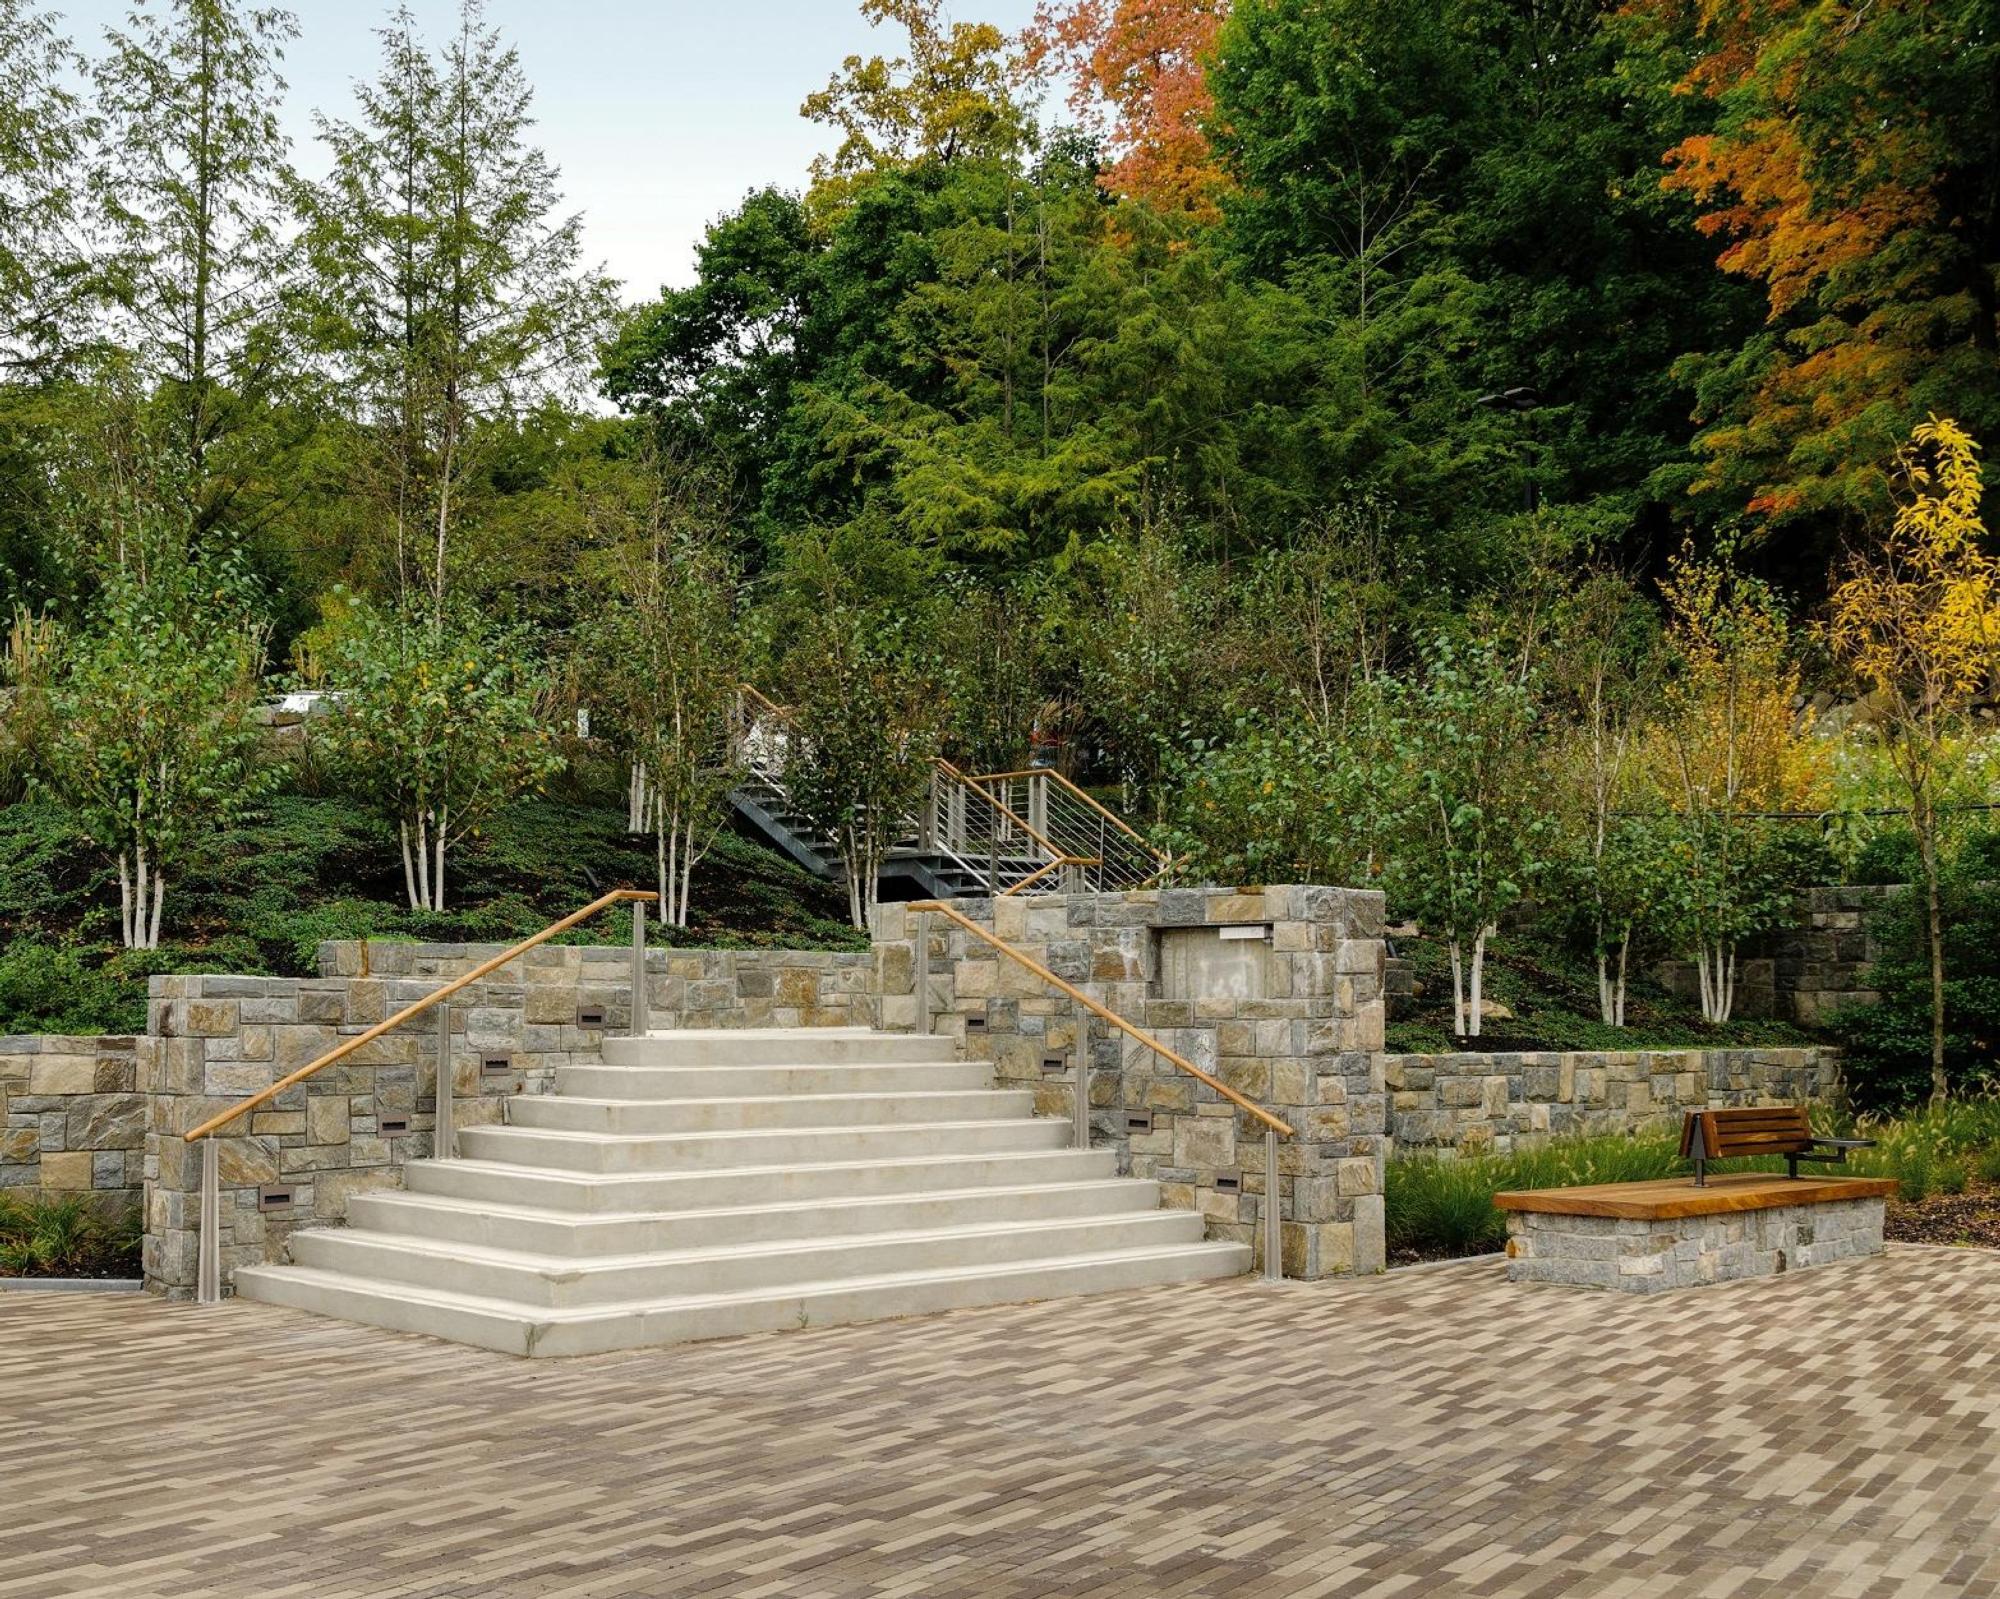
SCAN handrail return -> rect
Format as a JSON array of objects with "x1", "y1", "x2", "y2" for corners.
[
  {"x1": 908, "y1": 898, "x2": 1289, "y2": 1280},
  {"x1": 183, "y1": 887, "x2": 658, "y2": 1304}
]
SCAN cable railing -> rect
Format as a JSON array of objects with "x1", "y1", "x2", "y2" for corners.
[
  {"x1": 183, "y1": 887, "x2": 658, "y2": 1305},
  {"x1": 908, "y1": 898, "x2": 1288, "y2": 1280},
  {"x1": 729, "y1": 686, "x2": 1100, "y2": 897},
  {"x1": 967, "y1": 769, "x2": 1169, "y2": 892}
]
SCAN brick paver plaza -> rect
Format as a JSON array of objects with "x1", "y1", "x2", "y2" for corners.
[{"x1": 6, "y1": 1247, "x2": 2000, "y2": 1598}]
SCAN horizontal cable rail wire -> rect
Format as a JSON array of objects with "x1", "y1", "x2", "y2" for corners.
[{"x1": 967, "y1": 769, "x2": 1168, "y2": 892}]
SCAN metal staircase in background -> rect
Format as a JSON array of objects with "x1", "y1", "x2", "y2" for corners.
[{"x1": 726, "y1": 686, "x2": 1166, "y2": 901}]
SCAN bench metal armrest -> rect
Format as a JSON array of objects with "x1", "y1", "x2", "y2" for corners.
[{"x1": 1786, "y1": 1135, "x2": 1874, "y2": 1178}]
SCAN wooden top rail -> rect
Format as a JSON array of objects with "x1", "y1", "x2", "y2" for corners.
[
  {"x1": 183, "y1": 888, "x2": 658, "y2": 1144},
  {"x1": 737, "y1": 681, "x2": 791, "y2": 721},
  {"x1": 908, "y1": 899, "x2": 1294, "y2": 1138}
]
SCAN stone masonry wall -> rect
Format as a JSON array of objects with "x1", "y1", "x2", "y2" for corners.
[
  {"x1": 1386, "y1": 1047, "x2": 1841, "y2": 1154},
  {"x1": 325, "y1": 940, "x2": 877, "y2": 1034},
  {"x1": 1505, "y1": 1195, "x2": 1884, "y2": 1293},
  {"x1": 144, "y1": 941, "x2": 876, "y2": 1296},
  {"x1": 0, "y1": 1035, "x2": 146, "y2": 1205},
  {"x1": 870, "y1": 886, "x2": 1388, "y2": 1280}
]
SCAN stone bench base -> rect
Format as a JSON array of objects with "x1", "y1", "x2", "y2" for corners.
[{"x1": 1496, "y1": 1174, "x2": 1896, "y2": 1294}]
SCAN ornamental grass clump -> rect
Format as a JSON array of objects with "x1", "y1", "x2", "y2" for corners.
[
  {"x1": 1385, "y1": 1132, "x2": 1685, "y2": 1260},
  {"x1": 0, "y1": 1192, "x2": 141, "y2": 1278}
]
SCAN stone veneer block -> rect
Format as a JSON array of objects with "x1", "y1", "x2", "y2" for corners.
[{"x1": 1504, "y1": 1193, "x2": 1887, "y2": 1293}]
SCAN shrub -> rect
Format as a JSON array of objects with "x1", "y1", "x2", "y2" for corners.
[{"x1": 0, "y1": 942, "x2": 147, "y2": 1034}]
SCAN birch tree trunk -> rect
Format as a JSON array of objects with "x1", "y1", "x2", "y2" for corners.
[
  {"x1": 1448, "y1": 939, "x2": 1467, "y2": 1036},
  {"x1": 1467, "y1": 925, "x2": 1490, "y2": 1039},
  {"x1": 400, "y1": 819, "x2": 421, "y2": 910},
  {"x1": 433, "y1": 805, "x2": 447, "y2": 913},
  {"x1": 119, "y1": 852, "x2": 134, "y2": 950},
  {"x1": 133, "y1": 842, "x2": 149, "y2": 951}
]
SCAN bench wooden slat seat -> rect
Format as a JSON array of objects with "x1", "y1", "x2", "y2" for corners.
[
  {"x1": 1679, "y1": 1104, "x2": 1875, "y2": 1184},
  {"x1": 1494, "y1": 1171, "x2": 1899, "y2": 1221}
]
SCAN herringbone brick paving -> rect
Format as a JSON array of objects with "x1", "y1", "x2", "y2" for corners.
[{"x1": 5, "y1": 1247, "x2": 2000, "y2": 1597}]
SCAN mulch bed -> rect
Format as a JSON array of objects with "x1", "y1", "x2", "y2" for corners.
[{"x1": 1885, "y1": 1181, "x2": 2000, "y2": 1250}]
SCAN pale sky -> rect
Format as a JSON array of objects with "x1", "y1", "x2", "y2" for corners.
[{"x1": 58, "y1": 0, "x2": 1045, "y2": 302}]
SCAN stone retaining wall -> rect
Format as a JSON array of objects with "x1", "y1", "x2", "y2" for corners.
[
  {"x1": 324, "y1": 940, "x2": 877, "y2": 1033},
  {"x1": 1385, "y1": 1047, "x2": 1839, "y2": 1154},
  {"x1": 1, "y1": 1035, "x2": 146, "y2": 1204},
  {"x1": 143, "y1": 941, "x2": 877, "y2": 1296},
  {"x1": 1658, "y1": 885, "x2": 1900, "y2": 1024},
  {"x1": 870, "y1": 886, "x2": 1388, "y2": 1280}
]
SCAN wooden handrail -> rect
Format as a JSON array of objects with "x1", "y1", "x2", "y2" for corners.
[
  {"x1": 183, "y1": 888, "x2": 658, "y2": 1143},
  {"x1": 968, "y1": 768, "x2": 1164, "y2": 859},
  {"x1": 909, "y1": 899, "x2": 1294, "y2": 1138}
]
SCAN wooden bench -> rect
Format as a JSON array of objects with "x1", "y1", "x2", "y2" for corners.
[
  {"x1": 1495, "y1": 1106, "x2": 1895, "y2": 1293},
  {"x1": 1679, "y1": 1104, "x2": 1874, "y2": 1186}
]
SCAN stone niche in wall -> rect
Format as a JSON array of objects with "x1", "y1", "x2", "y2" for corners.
[{"x1": 1156, "y1": 923, "x2": 1277, "y2": 1005}]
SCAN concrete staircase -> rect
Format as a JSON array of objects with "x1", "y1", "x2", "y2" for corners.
[{"x1": 233, "y1": 1028, "x2": 1249, "y2": 1356}]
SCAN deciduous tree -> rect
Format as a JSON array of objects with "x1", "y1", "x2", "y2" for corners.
[
  {"x1": 1652, "y1": 548, "x2": 1820, "y2": 1023},
  {"x1": 301, "y1": 1, "x2": 615, "y2": 616},
  {"x1": 1021, "y1": 0, "x2": 1229, "y2": 219},
  {"x1": 309, "y1": 591, "x2": 559, "y2": 912},
  {"x1": 1830, "y1": 417, "x2": 1999, "y2": 1100}
]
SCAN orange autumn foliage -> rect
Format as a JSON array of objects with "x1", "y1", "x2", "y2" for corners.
[
  {"x1": 1021, "y1": 0, "x2": 1231, "y2": 221},
  {"x1": 1632, "y1": 0, "x2": 1996, "y2": 529}
]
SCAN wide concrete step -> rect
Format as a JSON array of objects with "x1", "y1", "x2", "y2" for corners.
[
  {"x1": 557, "y1": 1061, "x2": 992, "y2": 1098},
  {"x1": 603, "y1": 1029, "x2": 957, "y2": 1069},
  {"x1": 507, "y1": 1089, "x2": 1036, "y2": 1135},
  {"x1": 403, "y1": 1149, "x2": 1122, "y2": 1212},
  {"x1": 456, "y1": 1118, "x2": 1070, "y2": 1174},
  {"x1": 286, "y1": 1210, "x2": 1208, "y2": 1307},
  {"x1": 233, "y1": 1240, "x2": 1253, "y2": 1357},
  {"x1": 348, "y1": 1179, "x2": 1162, "y2": 1255}
]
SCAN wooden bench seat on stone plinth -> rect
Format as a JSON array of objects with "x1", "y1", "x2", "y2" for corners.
[{"x1": 1495, "y1": 1172, "x2": 1898, "y2": 1293}]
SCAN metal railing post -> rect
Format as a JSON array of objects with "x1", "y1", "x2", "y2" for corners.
[
  {"x1": 1265, "y1": 1129, "x2": 1282, "y2": 1282},
  {"x1": 629, "y1": 898, "x2": 648, "y2": 1037},
  {"x1": 436, "y1": 1002, "x2": 455, "y2": 1161},
  {"x1": 197, "y1": 1136, "x2": 220, "y2": 1304},
  {"x1": 914, "y1": 911, "x2": 931, "y2": 1035},
  {"x1": 1072, "y1": 1003, "x2": 1089, "y2": 1151}
]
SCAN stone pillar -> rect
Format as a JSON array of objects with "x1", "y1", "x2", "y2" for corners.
[{"x1": 870, "y1": 884, "x2": 1388, "y2": 1279}]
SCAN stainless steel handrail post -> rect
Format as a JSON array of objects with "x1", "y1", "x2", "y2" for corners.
[
  {"x1": 436, "y1": 1002, "x2": 454, "y2": 1160},
  {"x1": 1265, "y1": 1128, "x2": 1282, "y2": 1282},
  {"x1": 1072, "y1": 1003, "x2": 1089, "y2": 1151},
  {"x1": 197, "y1": 1136, "x2": 220, "y2": 1304},
  {"x1": 914, "y1": 911, "x2": 931, "y2": 1035},
  {"x1": 629, "y1": 897, "x2": 647, "y2": 1037}
]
